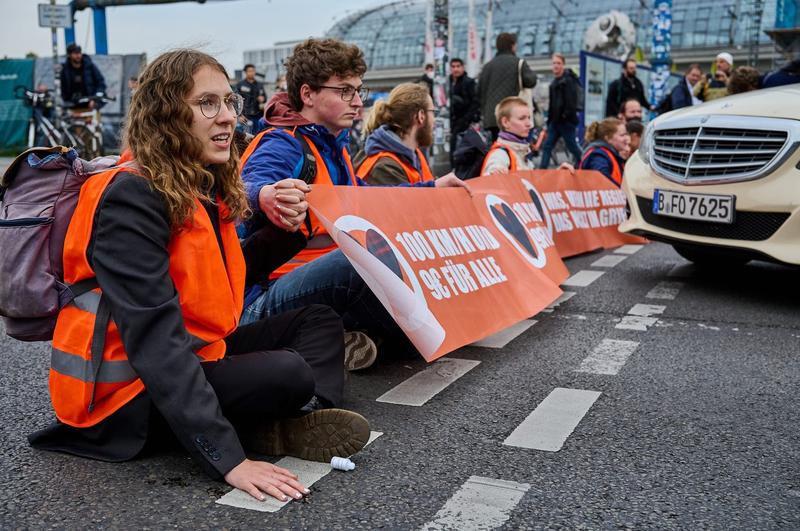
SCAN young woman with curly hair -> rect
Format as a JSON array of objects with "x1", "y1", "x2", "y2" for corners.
[{"x1": 30, "y1": 49, "x2": 369, "y2": 502}]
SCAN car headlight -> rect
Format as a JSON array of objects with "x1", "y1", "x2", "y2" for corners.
[{"x1": 638, "y1": 121, "x2": 655, "y2": 166}]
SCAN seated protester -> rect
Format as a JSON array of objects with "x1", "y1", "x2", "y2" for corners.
[
  {"x1": 481, "y1": 96, "x2": 574, "y2": 175},
  {"x1": 727, "y1": 66, "x2": 761, "y2": 95},
  {"x1": 353, "y1": 82, "x2": 435, "y2": 185},
  {"x1": 239, "y1": 38, "x2": 467, "y2": 365},
  {"x1": 626, "y1": 119, "x2": 644, "y2": 154},
  {"x1": 579, "y1": 117, "x2": 630, "y2": 187},
  {"x1": 29, "y1": 49, "x2": 370, "y2": 503}
]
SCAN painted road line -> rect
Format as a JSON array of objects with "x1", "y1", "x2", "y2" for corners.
[
  {"x1": 627, "y1": 303, "x2": 666, "y2": 317},
  {"x1": 591, "y1": 254, "x2": 628, "y2": 268},
  {"x1": 421, "y1": 476, "x2": 530, "y2": 531},
  {"x1": 470, "y1": 319, "x2": 537, "y2": 348},
  {"x1": 562, "y1": 270, "x2": 605, "y2": 287},
  {"x1": 541, "y1": 291, "x2": 576, "y2": 313},
  {"x1": 576, "y1": 339, "x2": 640, "y2": 375},
  {"x1": 216, "y1": 431, "x2": 384, "y2": 512},
  {"x1": 616, "y1": 315, "x2": 659, "y2": 331},
  {"x1": 503, "y1": 388, "x2": 602, "y2": 451},
  {"x1": 376, "y1": 358, "x2": 481, "y2": 406},
  {"x1": 646, "y1": 281, "x2": 684, "y2": 300},
  {"x1": 614, "y1": 244, "x2": 644, "y2": 255}
]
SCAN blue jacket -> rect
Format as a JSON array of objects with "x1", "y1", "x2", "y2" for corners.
[
  {"x1": 579, "y1": 140, "x2": 625, "y2": 185},
  {"x1": 761, "y1": 60, "x2": 800, "y2": 88},
  {"x1": 669, "y1": 77, "x2": 694, "y2": 110}
]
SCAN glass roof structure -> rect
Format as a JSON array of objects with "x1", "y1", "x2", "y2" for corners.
[{"x1": 326, "y1": 0, "x2": 778, "y2": 69}]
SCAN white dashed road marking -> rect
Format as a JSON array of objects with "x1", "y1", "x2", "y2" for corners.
[
  {"x1": 541, "y1": 291, "x2": 576, "y2": 313},
  {"x1": 503, "y1": 388, "x2": 602, "y2": 451},
  {"x1": 216, "y1": 431, "x2": 384, "y2": 512},
  {"x1": 616, "y1": 303, "x2": 666, "y2": 331},
  {"x1": 562, "y1": 270, "x2": 605, "y2": 287},
  {"x1": 614, "y1": 244, "x2": 644, "y2": 255},
  {"x1": 421, "y1": 476, "x2": 530, "y2": 531},
  {"x1": 576, "y1": 339, "x2": 640, "y2": 375},
  {"x1": 646, "y1": 281, "x2": 684, "y2": 300},
  {"x1": 470, "y1": 319, "x2": 537, "y2": 348},
  {"x1": 627, "y1": 303, "x2": 667, "y2": 317},
  {"x1": 376, "y1": 358, "x2": 481, "y2": 406},
  {"x1": 591, "y1": 254, "x2": 627, "y2": 268}
]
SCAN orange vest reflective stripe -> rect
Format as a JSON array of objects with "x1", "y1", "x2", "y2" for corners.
[
  {"x1": 50, "y1": 166, "x2": 245, "y2": 428},
  {"x1": 355, "y1": 149, "x2": 434, "y2": 184},
  {"x1": 480, "y1": 143, "x2": 518, "y2": 175},
  {"x1": 580, "y1": 146, "x2": 623, "y2": 187},
  {"x1": 240, "y1": 127, "x2": 358, "y2": 278}
]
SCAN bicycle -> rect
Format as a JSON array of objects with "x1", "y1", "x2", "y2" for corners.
[{"x1": 15, "y1": 86, "x2": 115, "y2": 159}]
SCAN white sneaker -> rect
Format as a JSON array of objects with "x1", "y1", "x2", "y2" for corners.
[{"x1": 343, "y1": 331, "x2": 378, "y2": 371}]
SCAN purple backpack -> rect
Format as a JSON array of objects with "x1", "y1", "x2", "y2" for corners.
[{"x1": 0, "y1": 146, "x2": 117, "y2": 341}]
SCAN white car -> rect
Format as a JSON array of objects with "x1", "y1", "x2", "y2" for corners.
[{"x1": 620, "y1": 85, "x2": 800, "y2": 266}]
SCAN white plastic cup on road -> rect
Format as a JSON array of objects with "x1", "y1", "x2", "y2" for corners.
[{"x1": 330, "y1": 456, "x2": 355, "y2": 471}]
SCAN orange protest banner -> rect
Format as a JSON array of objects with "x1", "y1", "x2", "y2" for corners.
[
  {"x1": 494, "y1": 169, "x2": 647, "y2": 258},
  {"x1": 308, "y1": 185, "x2": 563, "y2": 362}
]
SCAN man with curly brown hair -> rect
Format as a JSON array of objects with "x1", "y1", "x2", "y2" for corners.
[{"x1": 239, "y1": 39, "x2": 465, "y2": 368}]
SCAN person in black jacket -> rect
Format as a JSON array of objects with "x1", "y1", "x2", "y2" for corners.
[
  {"x1": 539, "y1": 53, "x2": 583, "y2": 168},
  {"x1": 60, "y1": 43, "x2": 107, "y2": 108},
  {"x1": 448, "y1": 57, "x2": 479, "y2": 166},
  {"x1": 30, "y1": 49, "x2": 369, "y2": 503},
  {"x1": 605, "y1": 58, "x2": 649, "y2": 117},
  {"x1": 236, "y1": 64, "x2": 266, "y2": 134}
]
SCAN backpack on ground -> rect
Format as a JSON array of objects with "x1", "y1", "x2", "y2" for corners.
[
  {"x1": 453, "y1": 126, "x2": 491, "y2": 180},
  {"x1": 0, "y1": 146, "x2": 118, "y2": 341}
]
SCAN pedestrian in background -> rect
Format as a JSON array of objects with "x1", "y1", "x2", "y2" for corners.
[
  {"x1": 657, "y1": 64, "x2": 703, "y2": 113},
  {"x1": 761, "y1": 57, "x2": 800, "y2": 88},
  {"x1": 448, "y1": 57, "x2": 479, "y2": 167},
  {"x1": 579, "y1": 117, "x2": 629, "y2": 187},
  {"x1": 727, "y1": 66, "x2": 761, "y2": 95},
  {"x1": 236, "y1": 64, "x2": 266, "y2": 134},
  {"x1": 539, "y1": 53, "x2": 582, "y2": 168},
  {"x1": 60, "y1": 43, "x2": 107, "y2": 108},
  {"x1": 694, "y1": 52, "x2": 734, "y2": 102},
  {"x1": 605, "y1": 58, "x2": 649, "y2": 117},
  {"x1": 417, "y1": 63, "x2": 434, "y2": 98},
  {"x1": 479, "y1": 33, "x2": 536, "y2": 141}
]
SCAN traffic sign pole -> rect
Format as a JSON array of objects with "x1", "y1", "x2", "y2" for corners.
[{"x1": 50, "y1": 0, "x2": 62, "y2": 128}]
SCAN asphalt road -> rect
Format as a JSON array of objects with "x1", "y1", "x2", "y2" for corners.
[{"x1": 1, "y1": 242, "x2": 798, "y2": 529}]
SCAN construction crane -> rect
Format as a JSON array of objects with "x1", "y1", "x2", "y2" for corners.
[{"x1": 63, "y1": 0, "x2": 236, "y2": 54}]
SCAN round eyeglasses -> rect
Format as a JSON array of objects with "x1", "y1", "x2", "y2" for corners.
[
  {"x1": 318, "y1": 85, "x2": 370, "y2": 103},
  {"x1": 191, "y1": 93, "x2": 245, "y2": 119}
]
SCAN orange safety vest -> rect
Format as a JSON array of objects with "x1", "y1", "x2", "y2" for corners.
[
  {"x1": 355, "y1": 149, "x2": 434, "y2": 184},
  {"x1": 50, "y1": 166, "x2": 245, "y2": 428},
  {"x1": 241, "y1": 127, "x2": 358, "y2": 278},
  {"x1": 579, "y1": 146, "x2": 623, "y2": 187},
  {"x1": 480, "y1": 143, "x2": 518, "y2": 175}
]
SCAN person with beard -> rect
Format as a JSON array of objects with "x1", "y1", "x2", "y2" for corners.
[
  {"x1": 60, "y1": 43, "x2": 107, "y2": 108},
  {"x1": 353, "y1": 83, "x2": 436, "y2": 185},
  {"x1": 605, "y1": 59, "x2": 650, "y2": 117}
]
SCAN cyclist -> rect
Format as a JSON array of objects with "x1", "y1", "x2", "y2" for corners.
[{"x1": 60, "y1": 43, "x2": 107, "y2": 109}]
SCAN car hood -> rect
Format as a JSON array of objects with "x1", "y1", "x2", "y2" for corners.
[{"x1": 656, "y1": 85, "x2": 800, "y2": 123}]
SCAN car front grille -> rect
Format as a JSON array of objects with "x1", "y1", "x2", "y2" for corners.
[
  {"x1": 651, "y1": 126, "x2": 788, "y2": 182},
  {"x1": 636, "y1": 196, "x2": 790, "y2": 241}
]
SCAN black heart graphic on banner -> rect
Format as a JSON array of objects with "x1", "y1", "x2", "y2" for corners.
[
  {"x1": 365, "y1": 229, "x2": 404, "y2": 281},
  {"x1": 528, "y1": 188, "x2": 547, "y2": 223},
  {"x1": 491, "y1": 203, "x2": 538, "y2": 259}
]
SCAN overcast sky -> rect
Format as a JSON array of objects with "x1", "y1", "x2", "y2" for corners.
[{"x1": 1, "y1": 0, "x2": 384, "y2": 72}]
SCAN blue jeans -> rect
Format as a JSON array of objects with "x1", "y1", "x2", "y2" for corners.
[
  {"x1": 240, "y1": 250, "x2": 400, "y2": 337},
  {"x1": 539, "y1": 121, "x2": 583, "y2": 169}
]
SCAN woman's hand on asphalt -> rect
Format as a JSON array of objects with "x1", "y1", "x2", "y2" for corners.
[
  {"x1": 258, "y1": 179, "x2": 312, "y2": 232},
  {"x1": 224, "y1": 458, "x2": 309, "y2": 502}
]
